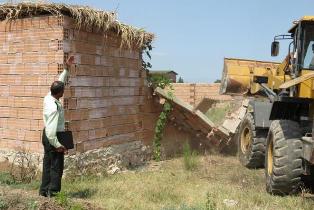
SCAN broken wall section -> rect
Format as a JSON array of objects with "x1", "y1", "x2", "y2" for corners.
[{"x1": 171, "y1": 83, "x2": 232, "y2": 106}]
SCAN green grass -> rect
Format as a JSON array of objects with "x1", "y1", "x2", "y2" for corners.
[
  {"x1": 2, "y1": 155, "x2": 314, "y2": 209},
  {"x1": 0, "y1": 171, "x2": 40, "y2": 191},
  {"x1": 60, "y1": 155, "x2": 314, "y2": 210},
  {"x1": 205, "y1": 102, "x2": 233, "y2": 125},
  {"x1": 183, "y1": 142, "x2": 199, "y2": 171}
]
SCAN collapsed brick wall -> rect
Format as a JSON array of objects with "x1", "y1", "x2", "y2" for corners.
[
  {"x1": 171, "y1": 83, "x2": 232, "y2": 106},
  {"x1": 0, "y1": 15, "x2": 149, "y2": 154}
]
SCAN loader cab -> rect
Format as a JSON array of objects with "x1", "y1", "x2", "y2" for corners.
[
  {"x1": 272, "y1": 17, "x2": 314, "y2": 75},
  {"x1": 299, "y1": 22, "x2": 314, "y2": 70}
]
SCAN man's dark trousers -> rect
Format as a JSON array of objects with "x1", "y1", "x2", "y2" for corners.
[{"x1": 39, "y1": 130, "x2": 64, "y2": 196}]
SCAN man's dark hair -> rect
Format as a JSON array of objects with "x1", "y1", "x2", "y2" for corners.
[{"x1": 50, "y1": 81, "x2": 65, "y2": 95}]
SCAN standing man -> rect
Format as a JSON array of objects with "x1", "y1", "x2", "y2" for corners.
[{"x1": 39, "y1": 56, "x2": 74, "y2": 197}]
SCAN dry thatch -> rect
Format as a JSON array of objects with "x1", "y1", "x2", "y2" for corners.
[{"x1": 0, "y1": 2, "x2": 154, "y2": 49}]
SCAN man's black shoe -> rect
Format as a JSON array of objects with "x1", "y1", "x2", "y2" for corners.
[{"x1": 39, "y1": 192, "x2": 48, "y2": 197}]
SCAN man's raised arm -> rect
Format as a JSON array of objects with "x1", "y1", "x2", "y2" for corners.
[{"x1": 58, "y1": 55, "x2": 74, "y2": 83}]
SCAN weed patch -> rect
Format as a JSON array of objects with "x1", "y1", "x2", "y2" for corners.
[
  {"x1": 68, "y1": 188, "x2": 97, "y2": 199},
  {"x1": 0, "y1": 197, "x2": 8, "y2": 210},
  {"x1": 0, "y1": 172, "x2": 15, "y2": 185},
  {"x1": 55, "y1": 191, "x2": 86, "y2": 210},
  {"x1": 183, "y1": 142, "x2": 199, "y2": 171},
  {"x1": 205, "y1": 102, "x2": 236, "y2": 125}
]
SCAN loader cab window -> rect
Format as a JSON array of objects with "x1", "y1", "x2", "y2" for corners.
[
  {"x1": 303, "y1": 42, "x2": 314, "y2": 69},
  {"x1": 301, "y1": 24, "x2": 314, "y2": 70}
]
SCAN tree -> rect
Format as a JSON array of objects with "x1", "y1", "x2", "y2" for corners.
[
  {"x1": 214, "y1": 79, "x2": 221, "y2": 83},
  {"x1": 177, "y1": 76, "x2": 184, "y2": 83}
]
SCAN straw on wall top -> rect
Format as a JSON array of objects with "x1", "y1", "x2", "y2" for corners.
[{"x1": 0, "y1": 2, "x2": 154, "y2": 49}]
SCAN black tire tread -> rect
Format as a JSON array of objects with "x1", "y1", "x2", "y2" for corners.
[
  {"x1": 265, "y1": 120, "x2": 303, "y2": 195},
  {"x1": 238, "y1": 112, "x2": 267, "y2": 168}
]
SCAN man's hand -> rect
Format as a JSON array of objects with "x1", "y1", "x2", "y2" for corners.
[
  {"x1": 56, "y1": 145, "x2": 67, "y2": 154},
  {"x1": 65, "y1": 55, "x2": 75, "y2": 70}
]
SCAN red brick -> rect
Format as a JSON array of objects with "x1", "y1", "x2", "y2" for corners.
[
  {"x1": 7, "y1": 118, "x2": 31, "y2": 130},
  {"x1": 32, "y1": 109, "x2": 42, "y2": 120},
  {"x1": 24, "y1": 130, "x2": 41, "y2": 141},
  {"x1": 24, "y1": 86, "x2": 48, "y2": 97},
  {"x1": 68, "y1": 98, "x2": 77, "y2": 109},
  {"x1": 9, "y1": 86, "x2": 24, "y2": 96},
  {"x1": 30, "y1": 119, "x2": 40, "y2": 130},
  {"x1": 0, "y1": 107, "x2": 10, "y2": 117},
  {"x1": 0, "y1": 86, "x2": 9, "y2": 96},
  {"x1": 38, "y1": 120, "x2": 44, "y2": 129},
  {"x1": 2, "y1": 129, "x2": 18, "y2": 139},
  {"x1": 39, "y1": 16, "x2": 49, "y2": 29},
  {"x1": 0, "y1": 138, "x2": 8, "y2": 148},
  {"x1": 0, "y1": 97, "x2": 8, "y2": 106},
  {"x1": 17, "y1": 108, "x2": 33, "y2": 119},
  {"x1": 14, "y1": 97, "x2": 43, "y2": 109},
  {"x1": 7, "y1": 107, "x2": 18, "y2": 118},
  {"x1": 0, "y1": 118, "x2": 8, "y2": 128}
]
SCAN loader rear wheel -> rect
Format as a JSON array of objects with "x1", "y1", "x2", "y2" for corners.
[
  {"x1": 265, "y1": 120, "x2": 303, "y2": 195},
  {"x1": 238, "y1": 113, "x2": 267, "y2": 168}
]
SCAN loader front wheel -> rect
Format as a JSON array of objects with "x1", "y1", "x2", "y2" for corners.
[
  {"x1": 265, "y1": 120, "x2": 303, "y2": 195},
  {"x1": 238, "y1": 113, "x2": 267, "y2": 168}
]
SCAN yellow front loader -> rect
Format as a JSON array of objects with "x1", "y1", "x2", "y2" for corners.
[{"x1": 220, "y1": 16, "x2": 314, "y2": 195}]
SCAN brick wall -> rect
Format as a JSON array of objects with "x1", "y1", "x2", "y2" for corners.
[
  {"x1": 62, "y1": 16, "x2": 146, "y2": 152},
  {"x1": 0, "y1": 16, "x2": 64, "y2": 152},
  {"x1": 171, "y1": 83, "x2": 232, "y2": 106},
  {"x1": 0, "y1": 14, "x2": 215, "y2": 158},
  {"x1": 0, "y1": 15, "x2": 150, "y2": 154}
]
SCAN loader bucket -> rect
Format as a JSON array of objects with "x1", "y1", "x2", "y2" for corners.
[
  {"x1": 220, "y1": 58, "x2": 251, "y2": 95},
  {"x1": 220, "y1": 58, "x2": 280, "y2": 95}
]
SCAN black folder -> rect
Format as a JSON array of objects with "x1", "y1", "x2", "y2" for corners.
[{"x1": 57, "y1": 131, "x2": 74, "y2": 149}]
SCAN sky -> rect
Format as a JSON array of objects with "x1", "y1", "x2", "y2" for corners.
[{"x1": 37, "y1": 1, "x2": 314, "y2": 82}]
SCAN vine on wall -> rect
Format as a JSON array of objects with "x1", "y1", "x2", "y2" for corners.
[
  {"x1": 152, "y1": 98, "x2": 172, "y2": 161},
  {"x1": 141, "y1": 42, "x2": 174, "y2": 161},
  {"x1": 150, "y1": 75, "x2": 174, "y2": 161}
]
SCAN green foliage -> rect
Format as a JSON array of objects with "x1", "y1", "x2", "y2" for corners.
[
  {"x1": 0, "y1": 171, "x2": 40, "y2": 192},
  {"x1": 205, "y1": 103, "x2": 232, "y2": 125},
  {"x1": 27, "y1": 199, "x2": 38, "y2": 210},
  {"x1": 68, "y1": 188, "x2": 97, "y2": 199},
  {"x1": 142, "y1": 42, "x2": 153, "y2": 71},
  {"x1": 0, "y1": 198, "x2": 8, "y2": 210},
  {"x1": 9, "y1": 150, "x2": 39, "y2": 184},
  {"x1": 214, "y1": 79, "x2": 221, "y2": 83},
  {"x1": 177, "y1": 76, "x2": 184, "y2": 83},
  {"x1": 55, "y1": 191, "x2": 85, "y2": 210},
  {"x1": 153, "y1": 101, "x2": 172, "y2": 161},
  {"x1": 161, "y1": 195, "x2": 217, "y2": 210},
  {"x1": 205, "y1": 192, "x2": 216, "y2": 210},
  {"x1": 150, "y1": 73, "x2": 174, "y2": 161},
  {"x1": 55, "y1": 191, "x2": 70, "y2": 207},
  {"x1": 149, "y1": 74, "x2": 173, "y2": 89},
  {"x1": 183, "y1": 142, "x2": 199, "y2": 171},
  {"x1": 162, "y1": 204, "x2": 204, "y2": 210},
  {"x1": 70, "y1": 203, "x2": 85, "y2": 210},
  {"x1": 0, "y1": 172, "x2": 15, "y2": 185}
]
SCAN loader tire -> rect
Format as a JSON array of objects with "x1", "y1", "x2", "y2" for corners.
[
  {"x1": 265, "y1": 120, "x2": 303, "y2": 195},
  {"x1": 238, "y1": 113, "x2": 267, "y2": 168}
]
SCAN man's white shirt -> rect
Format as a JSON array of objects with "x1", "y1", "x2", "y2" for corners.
[{"x1": 43, "y1": 70, "x2": 69, "y2": 148}]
